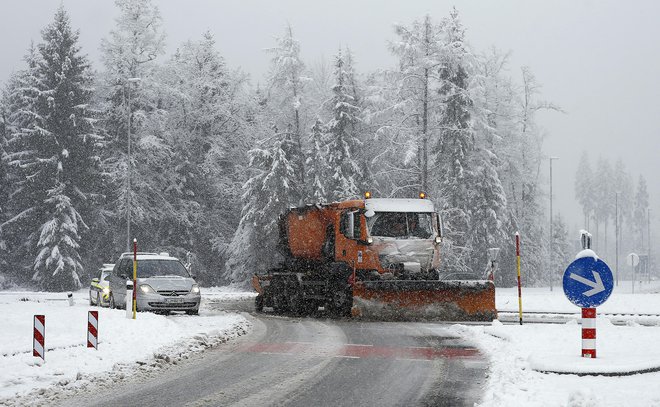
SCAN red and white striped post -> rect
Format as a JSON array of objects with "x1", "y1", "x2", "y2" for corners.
[
  {"x1": 87, "y1": 310, "x2": 98, "y2": 350},
  {"x1": 581, "y1": 307, "x2": 596, "y2": 358},
  {"x1": 33, "y1": 315, "x2": 45, "y2": 361}
]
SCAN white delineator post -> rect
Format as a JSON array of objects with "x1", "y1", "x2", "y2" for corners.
[
  {"x1": 33, "y1": 315, "x2": 45, "y2": 361},
  {"x1": 126, "y1": 280, "x2": 134, "y2": 319},
  {"x1": 87, "y1": 310, "x2": 98, "y2": 350},
  {"x1": 582, "y1": 307, "x2": 596, "y2": 358}
]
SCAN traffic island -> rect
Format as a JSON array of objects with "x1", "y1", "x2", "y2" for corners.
[{"x1": 530, "y1": 354, "x2": 660, "y2": 376}]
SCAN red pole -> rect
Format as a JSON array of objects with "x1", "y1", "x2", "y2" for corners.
[{"x1": 516, "y1": 232, "x2": 523, "y2": 325}]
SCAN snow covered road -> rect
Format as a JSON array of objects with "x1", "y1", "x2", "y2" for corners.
[{"x1": 60, "y1": 310, "x2": 488, "y2": 407}]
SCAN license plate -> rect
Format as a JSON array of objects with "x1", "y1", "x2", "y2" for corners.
[{"x1": 165, "y1": 298, "x2": 184, "y2": 304}]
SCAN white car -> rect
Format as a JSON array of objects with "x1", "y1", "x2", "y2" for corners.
[
  {"x1": 107, "y1": 252, "x2": 201, "y2": 315},
  {"x1": 89, "y1": 264, "x2": 114, "y2": 306}
]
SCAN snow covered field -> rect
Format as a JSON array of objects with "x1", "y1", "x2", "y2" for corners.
[
  {"x1": 455, "y1": 281, "x2": 660, "y2": 406},
  {"x1": 0, "y1": 289, "x2": 250, "y2": 404}
]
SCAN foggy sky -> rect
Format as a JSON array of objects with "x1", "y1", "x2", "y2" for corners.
[{"x1": 1, "y1": 0, "x2": 658, "y2": 239}]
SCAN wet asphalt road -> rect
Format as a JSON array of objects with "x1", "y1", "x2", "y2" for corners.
[{"x1": 69, "y1": 297, "x2": 487, "y2": 407}]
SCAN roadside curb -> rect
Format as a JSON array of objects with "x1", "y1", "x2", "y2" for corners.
[{"x1": 533, "y1": 365, "x2": 660, "y2": 377}]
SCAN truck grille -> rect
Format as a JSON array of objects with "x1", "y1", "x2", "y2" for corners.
[{"x1": 157, "y1": 290, "x2": 189, "y2": 297}]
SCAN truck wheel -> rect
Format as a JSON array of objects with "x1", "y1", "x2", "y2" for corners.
[
  {"x1": 328, "y1": 285, "x2": 352, "y2": 317},
  {"x1": 255, "y1": 294, "x2": 264, "y2": 312},
  {"x1": 288, "y1": 291, "x2": 305, "y2": 316},
  {"x1": 109, "y1": 294, "x2": 116, "y2": 309}
]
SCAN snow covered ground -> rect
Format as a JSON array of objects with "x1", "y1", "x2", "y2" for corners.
[
  {"x1": 0, "y1": 289, "x2": 250, "y2": 404},
  {"x1": 453, "y1": 280, "x2": 660, "y2": 407},
  {"x1": 2, "y1": 282, "x2": 659, "y2": 406}
]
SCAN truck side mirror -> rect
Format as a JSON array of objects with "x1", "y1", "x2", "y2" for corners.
[{"x1": 92, "y1": 278, "x2": 99, "y2": 283}]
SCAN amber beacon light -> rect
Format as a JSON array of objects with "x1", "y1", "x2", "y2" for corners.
[
  {"x1": 419, "y1": 192, "x2": 426, "y2": 199},
  {"x1": 364, "y1": 191, "x2": 372, "y2": 199}
]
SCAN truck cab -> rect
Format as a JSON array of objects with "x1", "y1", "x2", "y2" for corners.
[{"x1": 333, "y1": 197, "x2": 441, "y2": 280}]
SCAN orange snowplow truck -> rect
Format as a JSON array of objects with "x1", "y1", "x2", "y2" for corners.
[{"x1": 251, "y1": 195, "x2": 496, "y2": 321}]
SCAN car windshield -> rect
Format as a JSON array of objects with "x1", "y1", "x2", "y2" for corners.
[
  {"x1": 367, "y1": 212, "x2": 434, "y2": 239},
  {"x1": 137, "y1": 260, "x2": 190, "y2": 278}
]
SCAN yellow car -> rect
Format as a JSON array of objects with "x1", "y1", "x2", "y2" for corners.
[{"x1": 89, "y1": 264, "x2": 114, "y2": 306}]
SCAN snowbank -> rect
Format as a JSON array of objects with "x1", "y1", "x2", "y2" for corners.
[
  {"x1": 449, "y1": 320, "x2": 660, "y2": 406},
  {"x1": 445, "y1": 281, "x2": 660, "y2": 406},
  {"x1": 0, "y1": 290, "x2": 249, "y2": 403}
]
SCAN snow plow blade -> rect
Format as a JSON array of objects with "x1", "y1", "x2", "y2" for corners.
[{"x1": 351, "y1": 280, "x2": 496, "y2": 322}]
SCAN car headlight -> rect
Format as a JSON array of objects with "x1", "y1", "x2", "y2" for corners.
[
  {"x1": 139, "y1": 284, "x2": 156, "y2": 294},
  {"x1": 191, "y1": 284, "x2": 200, "y2": 294},
  {"x1": 102, "y1": 287, "x2": 110, "y2": 294}
]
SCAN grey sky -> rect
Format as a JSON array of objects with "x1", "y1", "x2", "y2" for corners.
[{"x1": 1, "y1": 0, "x2": 658, "y2": 237}]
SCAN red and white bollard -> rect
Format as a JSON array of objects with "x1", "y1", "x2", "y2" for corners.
[
  {"x1": 581, "y1": 307, "x2": 596, "y2": 358},
  {"x1": 33, "y1": 315, "x2": 45, "y2": 361},
  {"x1": 87, "y1": 311, "x2": 98, "y2": 350}
]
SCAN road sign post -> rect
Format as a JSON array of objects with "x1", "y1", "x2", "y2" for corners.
[
  {"x1": 563, "y1": 231, "x2": 613, "y2": 359},
  {"x1": 627, "y1": 253, "x2": 639, "y2": 294},
  {"x1": 515, "y1": 233, "x2": 523, "y2": 325},
  {"x1": 581, "y1": 308, "x2": 597, "y2": 358}
]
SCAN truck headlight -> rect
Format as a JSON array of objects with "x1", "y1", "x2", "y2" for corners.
[
  {"x1": 102, "y1": 287, "x2": 110, "y2": 295},
  {"x1": 139, "y1": 284, "x2": 156, "y2": 294},
  {"x1": 191, "y1": 284, "x2": 200, "y2": 294}
]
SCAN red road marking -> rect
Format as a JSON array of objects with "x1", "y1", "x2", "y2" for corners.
[{"x1": 236, "y1": 342, "x2": 479, "y2": 360}]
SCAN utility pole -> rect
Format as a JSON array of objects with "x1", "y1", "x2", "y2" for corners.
[
  {"x1": 648, "y1": 208, "x2": 652, "y2": 283},
  {"x1": 615, "y1": 192, "x2": 619, "y2": 286},
  {"x1": 549, "y1": 156, "x2": 559, "y2": 291}
]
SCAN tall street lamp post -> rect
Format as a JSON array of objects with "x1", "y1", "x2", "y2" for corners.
[
  {"x1": 125, "y1": 77, "x2": 140, "y2": 252},
  {"x1": 615, "y1": 191, "x2": 620, "y2": 286},
  {"x1": 549, "y1": 156, "x2": 559, "y2": 291},
  {"x1": 648, "y1": 208, "x2": 652, "y2": 283}
]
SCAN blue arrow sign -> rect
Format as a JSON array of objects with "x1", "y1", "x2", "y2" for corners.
[{"x1": 562, "y1": 255, "x2": 614, "y2": 308}]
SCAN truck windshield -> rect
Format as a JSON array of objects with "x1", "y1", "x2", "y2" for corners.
[
  {"x1": 367, "y1": 212, "x2": 433, "y2": 239},
  {"x1": 137, "y1": 260, "x2": 190, "y2": 278}
]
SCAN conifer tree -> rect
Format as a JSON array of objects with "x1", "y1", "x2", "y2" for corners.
[
  {"x1": 388, "y1": 15, "x2": 444, "y2": 194},
  {"x1": 434, "y1": 8, "x2": 475, "y2": 272},
  {"x1": 551, "y1": 213, "x2": 572, "y2": 282},
  {"x1": 265, "y1": 24, "x2": 307, "y2": 192},
  {"x1": 633, "y1": 175, "x2": 649, "y2": 251},
  {"x1": 325, "y1": 50, "x2": 362, "y2": 201},
  {"x1": 4, "y1": 7, "x2": 102, "y2": 289},
  {"x1": 575, "y1": 151, "x2": 594, "y2": 229},
  {"x1": 306, "y1": 119, "x2": 330, "y2": 202},
  {"x1": 100, "y1": 0, "x2": 169, "y2": 252},
  {"x1": 224, "y1": 133, "x2": 300, "y2": 283},
  {"x1": 1, "y1": 46, "x2": 43, "y2": 284}
]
